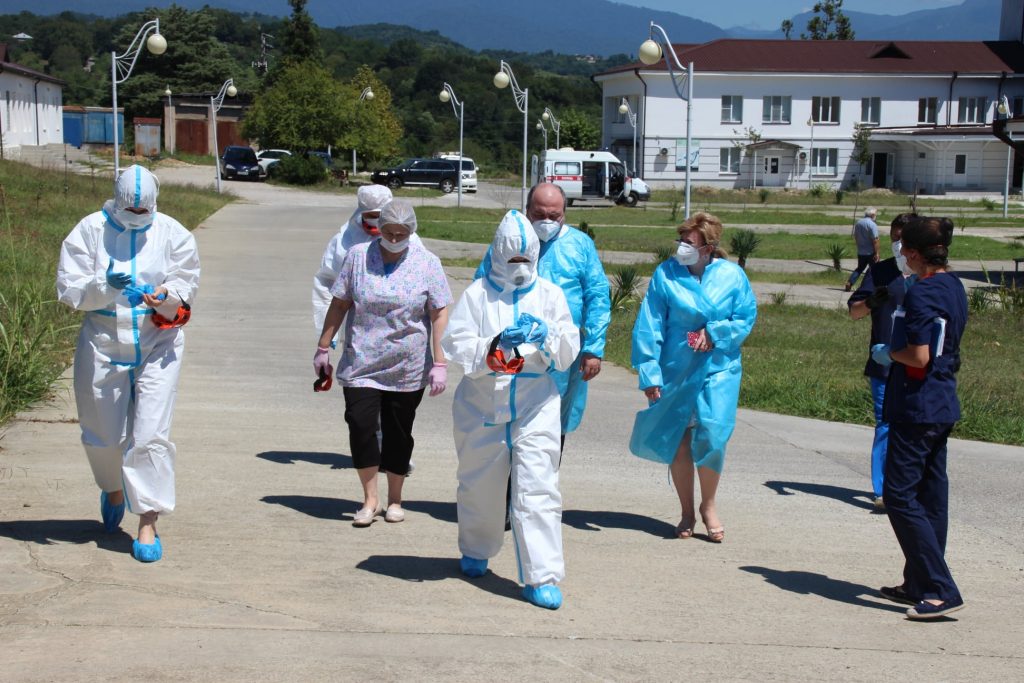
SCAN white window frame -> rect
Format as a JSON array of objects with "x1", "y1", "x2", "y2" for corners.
[
  {"x1": 811, "y1": 148, "x2": 838, "y2": 176},
  {"x1": 811, "y1": 96, "x2": 841, "y2": 124},
  {"x1": 721, "y1": 95, "x2": 742, "y2": 124},
  {"x1": 719, "y1": 147, "x2": 740, "y2": 174},
  {"x1": 860, "y1": 97, "x2": 881, "y2": 126},
  {"x1": 762, "y1": 95, "x2": 791, "y2": 124},
  {"x1": 957, "y1": 97, "x2": 987, "y2": 124},
  {"x1": 918, "y1": 97, "x2": 938, "y2": 124}
]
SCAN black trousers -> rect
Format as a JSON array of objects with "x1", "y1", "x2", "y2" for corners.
[
  {"x1": 847, "y1": 253, "x2": 874, "y2": 286},
  {"x1": 343, "y1": 386, "x2": 424, "y2": 474},
  {"x1": 884, "y1": 422, "x2": 960, "y2": 602}
]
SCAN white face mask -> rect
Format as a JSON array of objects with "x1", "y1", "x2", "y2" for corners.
[
  {"x1": 532, "y1": 219, "x2": 562, "y2": 241},
  {"x1": 379, "y1": 236, "x2": 410, "y2": 253},
  {"x1": 892, "y1": 240, "x2": 910, "y2": 275},
  {"x1": 113, "y1": 208, "x2": 153, "y2": 230},
  {"x1": 508, "y1": 263, "x2": 532, "y2": 286},
  {"x1": 674, "y1": 242, "x2": 700, "y2": 266}
]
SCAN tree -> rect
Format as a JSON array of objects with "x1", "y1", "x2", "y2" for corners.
[
  {"x1": 851, "y1": 123, "x2": 872, "y2": 172},
  {"x1": 337, "y1": 65, "x2": 403, "y2": 166},
  {"x1": 278, "y1": 0, "x2": 322, "y2": 67},
  {"x1": 558, "y1": 108, "x2": 600, "y2": 150},
  {"x1": 781, "y1": 20, "x2": 793, "y2": 39},
  {"x1": 801, "y1": 1, "x2": 855, "y2": 40},
  {"x1": 242, "y1": 62, "x2": 347, "y2": 151}
]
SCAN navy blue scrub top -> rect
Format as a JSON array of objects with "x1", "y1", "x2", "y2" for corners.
[
  {"x1": 848, "y1": 257, "x2": 906, "y2": 380},
  {"x1": 883, "y1": 271, "x2": 968, "y2": 425}
]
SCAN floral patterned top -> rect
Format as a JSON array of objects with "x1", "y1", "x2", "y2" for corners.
[{"x1": 331, "y1": 239, "x2": 452, "y2": 391}]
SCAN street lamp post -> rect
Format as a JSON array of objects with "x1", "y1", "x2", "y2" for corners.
[
  {"x1": 807, "y1": 117, "x2": 815, "y2": 191},
  {"x1": 494, "y1": 60, "x2": 529, "y2": 211},
  {"x1": 439, "y1": 83, "x2": 465, "y2": 208},
  {"x1": 110, "y1": 18, "x2": 166, "y2": 182},
  {"x1": 639, "y1": 22, "x2": 693, "y2": 219},
  {"x1": 536, "y1": 119, "x2": 548, "y2": 149},
  {"x1": 210, "y1": 78, "x2": 238, "y2": 194},
  {"x1": 998, "y1": 95, "x2": 1013, "y2": 218},
  {"x1": 164, "y1": 85, "x2": 174, "y2": 155},
  {"x1": 541, "y1": 107, "x2": 560, "y2": 149},
  {"x1": 618, "y1": 97, "x2": 638, "y2": 176},
  {"x1": 352, "y1": 86, "x2": 374, "y2": 175}
]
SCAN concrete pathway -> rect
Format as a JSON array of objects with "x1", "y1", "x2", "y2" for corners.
[{"x1": 1, "y1": 193, "x2": 1022, "y2": 681}]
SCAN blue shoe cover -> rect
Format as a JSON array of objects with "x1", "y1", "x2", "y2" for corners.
[
  {"x1": 100, "y1": 491, "x2": 125, "y2": 533},
  {"x1": 132, "y1": 536, "x2": 162, "y2": 563},
  {"x1": 522, "y1": 584, "x2": 562, "y2": 610},
  {"x1": 459, "y1": 555, "x2": 488, "y2": 578}
]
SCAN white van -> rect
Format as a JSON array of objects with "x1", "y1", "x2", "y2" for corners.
[
  {"x1": 532, "y1": 149, "x2": 650, "y2": 206},
  {"x1": 436, "y1": 152, "x2": 477, "y2": 192}
]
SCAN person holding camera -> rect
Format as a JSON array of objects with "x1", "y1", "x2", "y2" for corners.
[{"x1": 847, "y1": 212, "x2": 917, "y2": 510}]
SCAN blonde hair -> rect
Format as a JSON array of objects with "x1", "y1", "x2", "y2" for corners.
[{"x1": 677, "y1": 211, "x2": 728, "y2": 258}]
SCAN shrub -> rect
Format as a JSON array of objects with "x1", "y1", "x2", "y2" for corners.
[
  {"x1": 809, "y1": 182, "x2": 830, "y2": 198},
  {"x1": 653, "y1": 244, "x2": 675, "y2": 262},
  {"x1": 758, "y1": 188, "x2": 770, "y2": 204},
  {"x1": 834, "y1": 189, "x2": 844, "y2": 204},
  {"x1": 273, "y1": 154, "x2": 327, "y2": 185},
  {"x1": 826, "y1": 242, "x2": 848, "y2": 272},
  {"x1": 729, "y1": 229, "x2": 762, "y2": 269},
  {"x1": 579, "y1": 220, "x2": 595, "y2": 240},
  {"x1": 770, "y1": 291, "x2": 788, "y2": 306},
  {"x1": 981, "y1": 197, "x2": 996, "y2": 211},
  {"x1": 611, "y1": 265, "x2": 641, "y2": 311}
]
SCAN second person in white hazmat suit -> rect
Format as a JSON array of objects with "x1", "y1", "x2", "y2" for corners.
[
  {"x1": 442, "y1": 210, "x2": 579, "y2": 610},
  {"x1": 56, "y1": 165, "x2": 200, "y2": 563}
]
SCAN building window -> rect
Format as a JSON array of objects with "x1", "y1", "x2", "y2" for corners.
[
  {"x1": 918, "y1": 97, "x2": 938, "y2": 124},
  {"x1": 719, "y1": 147, "x2": 740, "y2": 174},
  {"x1": 1012, "y1": 96, "x2": 1024, "y2": 117},
  {"x1": 811, "y1": 96, "x2": 841, "y2": 124},
  {"x1": 954, "y1": 154, "x2": 967, "y2": 174},
  {"x1": 721, "y1": 95, "x2": 742, "y2": 123},
  {"x1": 812, "y1": 148, "x2": 838, "y2": 176},
  {"x1": 762, "y1": 95, "x2": 791, "y2": 124},
  {"x1": 958, "y1": 97, "x2": 987, "y2": 124},
  {"x1": 860, "y1": 97, "x2": 881, "y2": 125}
]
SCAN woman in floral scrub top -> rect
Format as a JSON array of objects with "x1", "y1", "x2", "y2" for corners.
[{"x1": 315, "y1": 200, "x2": 452, "y2": 527}]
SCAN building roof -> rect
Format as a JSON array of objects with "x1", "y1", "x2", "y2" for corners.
[
  {"x1": 0, "y1": 43, "x2": 65, "y2": 86},
  {"x1": 596, "y1": 39, "x2": 1024, "y2": 77}
]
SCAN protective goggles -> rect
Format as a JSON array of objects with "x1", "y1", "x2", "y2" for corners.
[{"x1": 486, "y1": 336, "x2": 525, "y2": 375}]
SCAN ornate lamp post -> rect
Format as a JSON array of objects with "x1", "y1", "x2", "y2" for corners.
[
  {"x1": 536, "y1": 119, "x2": 548, "y2": 149},
  {"x1": 352, "y1": 86, "x2": 374, "y2": 175},
  {"x1": 210, "y1": 78, "x2": 238, "y2": 194},
  {"x1": 639, "y1": 22, "x2": 693, "y2": 218},
  {"x1": 494, "y1": 60, "x2": 529, "y2": 211},
  {"x1": 541, "y1": 107, "x2": 560, "y2": 149},
  {"x1": 110, "y1": 18, "x2": 167, "y2": 182},
  {"x1": 439, "y1": 83, "x2": 465, "y2": 208},
  {"x1": 164, "y1": 85, "x2": 174, "y2": 155},
  {"x1": 998, "y1": 95, "x2": 1013, "y2": 217},
  {"x1": 807, "y1": 116, "x2": 815, "y2": 191},
  {"x1": 618, "y1": 97, "x2": 638, "y2": 175}
]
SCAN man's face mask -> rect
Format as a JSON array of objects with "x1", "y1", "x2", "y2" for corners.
[
  {"x1": 114, "y1": 208, "x2": 153, "y2": 230},
  {"x1": 508, "y1": 262, "x2": 532, "y2": 286},
  {"x1": 486, "y1": 336, "x2": 525, "y2": 374},
  {"x1": 532, "y1": 219, "x2": 561, "y2": 241}
]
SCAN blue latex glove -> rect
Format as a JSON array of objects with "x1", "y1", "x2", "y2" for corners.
[
  {"x1": 106, "y1": 261, "x2": 132, "y2": 290},
  {"x1": 499, "y1": 321, "x2": 531, "y2": 349},
  {"x1": 124, "y1": 283, "x2": 155, "y2": 307},
  {"x1": 871, "y1": 343, "x2": 892, "y2": 367},
  {"x1": 518, "y1": 313, "x2": 548, "y2": 345}
]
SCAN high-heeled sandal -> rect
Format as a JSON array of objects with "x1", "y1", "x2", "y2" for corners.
[
  {"x1": 675, "y1": 519, "x2": 695, "y2": 539},
  {"x1": 701, "y1": 513, "x2": 725, "y2": 543}
]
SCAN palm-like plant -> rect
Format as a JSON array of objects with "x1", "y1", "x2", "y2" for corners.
[
  {"x1": 728, "y1": 229, "x2": 762, "y2": 269},
  {"x1": 611, "y1": 265, "x2": 641, "y2": 311},
  {"x1": 826, "y1": 242, "x2": 848, "y2": 272}
]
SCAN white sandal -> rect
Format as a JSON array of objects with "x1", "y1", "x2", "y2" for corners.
[{"x1": 352, "y1": 503, "x2": 382, "y2": 527}]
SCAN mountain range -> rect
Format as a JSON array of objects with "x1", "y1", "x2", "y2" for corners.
[{"x1": 0, "y1": 0, "x2": 1005, "y2": 55}]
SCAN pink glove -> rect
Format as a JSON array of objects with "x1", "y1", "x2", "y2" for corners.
[
  {"x1": 428, "y1": 362, "x2": 447, "y2": 397},
  {"x1": 314, "y1": 346, "x2": 332, "y2": 376}
]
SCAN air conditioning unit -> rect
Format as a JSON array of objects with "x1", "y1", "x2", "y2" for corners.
[
  {"x1": 659, "y1": 147, "x2": 669, "y2": 156},
  {"x1": 798, "y1": 151, "x2": 807, "y2": 160}
]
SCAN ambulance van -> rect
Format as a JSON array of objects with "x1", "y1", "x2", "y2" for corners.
[{"x1": 533, "y1": 149, "x2": 650, "y2": 206}]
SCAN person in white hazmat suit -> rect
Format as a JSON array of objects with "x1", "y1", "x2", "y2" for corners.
[
  {"x1": 56, "y1": 165, "x2": 200, "y2": 563},
  {"x1": 442, "y1": 210, "x2": 579, "y2": 610}
]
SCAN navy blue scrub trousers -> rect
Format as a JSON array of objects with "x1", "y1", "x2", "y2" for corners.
[{"x1": 883, "y1": 422, "x2": 961, "y2": 602}]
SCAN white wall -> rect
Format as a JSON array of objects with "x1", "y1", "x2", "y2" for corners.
[{"x1": 0, "y1": 72, "x2": 63, "y2": 150}]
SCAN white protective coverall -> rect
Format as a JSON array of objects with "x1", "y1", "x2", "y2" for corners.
[
  {"x1": 312, "y1": 184, "x2": 420, "y2": 335},
  {"x1": 442, "y1": 210, "x2": 579, "y2": 587},
  {"x1": 56, "y1": 165, "x2": 200, "y2": 515}
]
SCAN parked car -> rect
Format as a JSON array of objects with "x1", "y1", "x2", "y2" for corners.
[
  {"x1": 221, "y1": 145, "x2": 263, "y2": 181},
  {"x1": 371, "y1": 158, "x2": 459, "y2": 193},
  {"x1": 256, "y1": 148, "x2": 292, "y2": 174},
  {"x1": 436, "y1": 153, "x2": 478, "y2": 192}
]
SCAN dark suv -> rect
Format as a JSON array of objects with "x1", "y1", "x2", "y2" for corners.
[
  {"x1": 220, "y1": 145, "x2": 263, "y2": 181},
  {"x1": 371, "y1": 158, "x2": 458, "y2": 193}
]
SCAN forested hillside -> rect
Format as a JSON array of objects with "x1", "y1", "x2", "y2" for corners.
[{"x1": 0, "y1": 7, "x2": 630, "y2": 170}]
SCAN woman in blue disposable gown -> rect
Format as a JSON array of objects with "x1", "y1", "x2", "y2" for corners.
[
  {"x1": 870, "y1": 216, "x2": 968, "y2": 620},
  {"x1": 630, "y1": 212, "x2": 757, "y2": 542}
]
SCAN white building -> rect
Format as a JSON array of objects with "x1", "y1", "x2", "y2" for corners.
[
  {"x1": 595, "y1": 4, "x2": 1024, "y2": 194},
  {"x1": 0, "y1": 44, "x2": 65, "y2": 154}
]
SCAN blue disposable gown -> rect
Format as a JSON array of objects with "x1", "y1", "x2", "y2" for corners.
[
  {"x1": 629, "y1": 257, "x2": 757, "y2": 472},
  {"x1": 475, "y1": 225, "x2": 610, "y2": 433}
]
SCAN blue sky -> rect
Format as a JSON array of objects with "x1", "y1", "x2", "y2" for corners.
[{"x1": 617, "y1": 0, "x2": 965, "y2": 30}]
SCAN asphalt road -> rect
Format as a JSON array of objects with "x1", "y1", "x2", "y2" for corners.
[{"x1": 1, "y1": 180, "x2": 1022, "y2": 681}]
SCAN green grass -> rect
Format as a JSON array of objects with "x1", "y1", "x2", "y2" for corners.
[
  {"x1": 0, "y1": 159, "x2": 231, "y2": 424},
  {"x1": 603, "y1": 302, "x2": 1024, "y2": 446},
  {"x1": 650, "y1": 186, "x2": 1024, "y2": 210},
  {"x1": 416, "y1": 207, "x2": 1023, "y2": 260}
]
